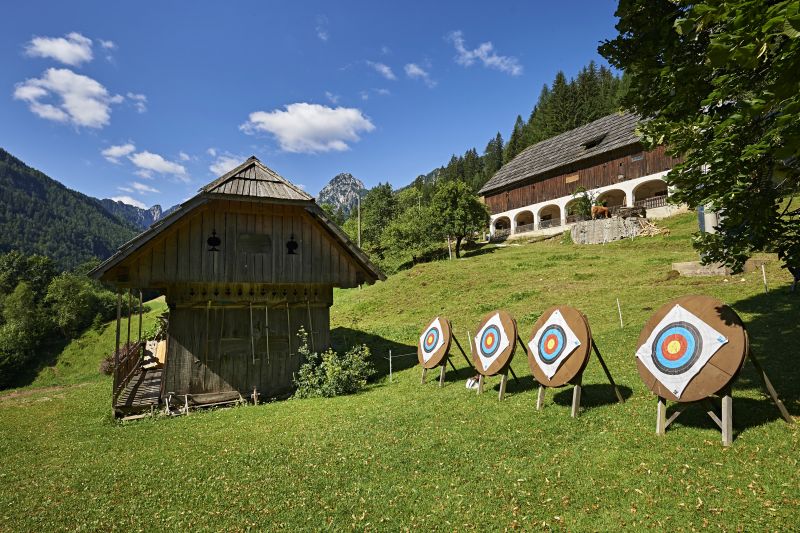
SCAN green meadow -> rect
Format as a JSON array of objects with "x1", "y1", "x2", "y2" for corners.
[{"x1": 1, "y1": 212, "x2": 798, "y2": 531}]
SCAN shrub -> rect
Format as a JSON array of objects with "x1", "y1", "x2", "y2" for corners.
[{"x1": 293, "y1": 327, "x2": 375, "y2": 399}]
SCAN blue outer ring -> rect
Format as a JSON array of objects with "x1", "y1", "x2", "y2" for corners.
[
  {"x1": 423, "y1": 327, "x2": 439, "y2": 353},
  {"x1": 651, "y1": 321, "x2": 703, "y2": 375},
  {"x1": 480, "y1": 325, "x2": 501, "y2": 357},
  {"x1": 538, "y1": 325, "x2": 566, "y2": 363}
]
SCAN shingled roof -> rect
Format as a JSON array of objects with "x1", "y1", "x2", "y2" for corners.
[
  {"x1": 90, "y1": 156, "x2": 385, "y2": 283},
  {"x1": 202, "y1": 156, "x2": 312, "y2": 201},
  {"x1": 478, "y1": 112, "x2": 642, "y2": 195}
]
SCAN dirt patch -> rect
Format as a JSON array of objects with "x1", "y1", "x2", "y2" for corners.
[{"x1": 0, "y1": 382, "x2": 91, "y2": 403}]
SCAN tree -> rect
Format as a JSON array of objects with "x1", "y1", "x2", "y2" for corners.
[
  {"x1": 45, "y1": 273, "x2": 98, "y2": 337},
  {"x1": 431, "y1": 181, "x2": 489, "y2": 258},
  {"x1": 504, "y1": 115, "x2": 526, "y2": 163},
  {"x1": 358, "y1": 183, "x2": 398, "y2": 259},
  {"x1": 600, "y1": 0, "x2": 800, "y2": 280}
]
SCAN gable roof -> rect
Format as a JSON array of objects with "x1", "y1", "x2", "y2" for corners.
[
  {"x1": 89, "y1": 156, "x2": 384, "y2": 283},
  {"x1": 478, "y1": 112, "x2": 642, "y2": 195},
  {"x1": 202, "y1": 156, "x2": 313, "y2": 201}
]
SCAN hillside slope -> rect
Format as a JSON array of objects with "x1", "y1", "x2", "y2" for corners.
[
  {"x1": 0, "y1": 148, "x2": 137, "y2": 268},
  {"x1": 0, "y1": 212, "x2": 797, "y2": 530}
]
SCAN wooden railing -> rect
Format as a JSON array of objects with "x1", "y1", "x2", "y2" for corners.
[
  {"x1": 634, "y1": 195, "x2": 668, "y2": 209},
  {"x1": 113, "y1": 341, "x2": 144, "y2": 402}
]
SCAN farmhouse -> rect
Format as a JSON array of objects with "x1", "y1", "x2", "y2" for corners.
[
  {"x1": 91, "y1": 156, "x2": 384, "y2": 416},
  {"x1": 480, "y1": 112, "x2": 683, "y2": 238}
]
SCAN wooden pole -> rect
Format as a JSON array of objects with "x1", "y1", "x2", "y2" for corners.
[
  {"x1": 306, "y1": 299, "x2": 315, "y2": 352},
  {"x1": 126, "y1": 289, "x2": 132, "y2": 348},
  {"x1": 761, "y1": 264, "x2": 769, "y2": 294},
  {"x1": 388, "y1": 349, "x2": 392, "y2": 383},
  {"x1": 748, "y1": 352, "x2": 794, "y2": 424},
  {"x1": 447, "y1": 235, "x2": 453, "y2": 260},
  {"x1": 498, "y1": 371, "x2": 508, "y2": 401},
  {"x1": 616, "y1": 298, "x2": 623, "y2": 329},
  {"x1": 249, "y1": 302, "x2": 255, "y2": 365},
  {"x1": 286, "y1": 301, "x2": 291, "y2": 356},
  {"x1": 721, "y1": 387, "x2": 733, "y2": 446},
  {"x1": 656, "y1": 396, "x2": 667, "y2": 435},
  {"x1": 536, "y1": 385, "x2": 545, "y2": 410},
  {"x1": 265, "y1": 305, "x2": 270, "y2": 364},
  {"x1": 570, "y1": 374, "x2": 582, "y2": 418},
  {"x1": 439, "y1": 364, "x2": 446, "y2": 388},
  {"x1": 138, "y1": 290, "x2": 143, "y2": 357},
  {"x1": 114, "y1": 290, "x2": 122, "y2": 394},
  {"x1": 451, "y1": 334, "x2": 474, "y2": 369},
  {"x1": 591, "y1": 340, "x2": 625, "y2": 403}
]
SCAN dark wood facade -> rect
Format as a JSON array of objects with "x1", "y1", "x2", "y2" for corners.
[
  {"x1": 93, "y1": 157, "x2": 384, "y2": 411},
  {"x1": 484, "y1": 144, "x2": 680, "y2": 214}
]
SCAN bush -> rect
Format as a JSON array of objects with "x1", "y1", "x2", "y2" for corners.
[{"x1": 293, "y1": 327, "x2": 375, "y2": 398}]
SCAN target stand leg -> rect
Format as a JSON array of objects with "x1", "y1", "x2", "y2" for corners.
[
  {"x1": 721, "y1": 387, "x2": 733, "y2": 447},
  {"x1": 571, "y1": 375, "x2": 583, "y2": 418},
  {"x1": 591, "y1": 340, "x2": 625, "y2": 403},
  {"x1": 477, "y1": 374, "x2": 484, "y2": 395},
  {"x1": 536, "y1": 385, "x2": 545, "y2": 410},
  {"x1": 656, "y1": 396, "x2": 667, "y2": 436},
  {"x1": 452, "y1": 334, "x2": 475, "y2": 369},
  {"x1": 748, "y1": 352, "x2": 794, "y2": 424},
  {"x1": 439, "y1": 364, "x2": 446, "y2": 388},
  {"x1": 421, "y1": 367, "x2": 427, "y2": 384},
  {"x1": 498, "y1": 371, "x2": 508, "y2": 401}
]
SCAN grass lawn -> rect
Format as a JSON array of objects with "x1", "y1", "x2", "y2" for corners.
[{"x1": 0, "y1": 213, "x2": 798, "y2": 530}]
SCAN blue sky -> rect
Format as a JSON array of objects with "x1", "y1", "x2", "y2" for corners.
[{"x1": 0, "y1": 0, "x2": 620, "y2": 209}]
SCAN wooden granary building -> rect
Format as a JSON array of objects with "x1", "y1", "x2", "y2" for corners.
[{"x1": 92, "y1": 156, "x2": 384, "y2": 415}]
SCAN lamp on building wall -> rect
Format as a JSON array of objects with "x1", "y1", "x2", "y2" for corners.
[
  {"x1": 286, "y1": 234, "x2": 298, "y2": 255},
  {"x1": 207, "y1": 230, "x2": 221, "y2": 252}
]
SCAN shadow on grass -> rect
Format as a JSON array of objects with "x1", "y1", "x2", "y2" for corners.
[
  {"x1": 551, "y1": 383, "x2": 634, "y2": 409},
  {"x1": 728, "y1": 288, "x2": 800, "y2": 416},
  {"x1": 330, "y1": 327, "x2": 415, "y2": 381},
  {"x1": 461, "y1": 243, "x2": 500, "y2": 259},
  {"x1": 3, "y1": 337, "x2": 69, "y2": 390}
]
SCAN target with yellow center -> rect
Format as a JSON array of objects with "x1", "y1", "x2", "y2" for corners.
[
  {"x1": 417, "y1": 316, "x2": 452, "y2": 369},
  {"x1": 526, "y1": 306, "x2": 591, "y2": 387}
]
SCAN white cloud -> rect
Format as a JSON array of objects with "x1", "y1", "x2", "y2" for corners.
[
  {"x1": 111, "y1": 195, "x2": 146, "y2": 209},
  {"x1": 447, "y1": 31, "x2": 523, "y2": 76},
  {"x1": 24, "y1": 32, "x2": 93, "y2": 66},
  {"x1": 129, "y1": 151, "x2": 188, "y2": 182},
  {"x1": 102, "y1": 143, "x2": 136, "y2": 163},
  {"x1": 126, "y1": 92, "x2": 147, "y2": 113},
  {"x1": 178, "y1": 151, "x2": 191, "y2": 161},
  {"x1": 360, "y1": 88, "x2": 391, "y2": 100},
  {"x1": 404, "y1": 63, "x2": 437, "y2": 87},
  {"x1": 117, "y1": 186, "x2": 133, "y2": 193},
  {"x1": 131, "y1": 181, "x2": 159, "y2": 194},
  {"x1": 316, "y1": 15, "x2": 329, "y2": 41},
  {"x1": 381, "y1": 45, "x2": 391, "y2": 55},
  {"x1": 99, "y1": 39, "x2": 116, "y2": 50},
  {"x1": 209, "y1": 153, "x2": 244, "y2": 176},
  {"x1": 367, "y1": 61, "x2": 396, "y2": 80},
  {"x1": 134, "y1": 169, "x2": 152, "y2": 179},
  {"x1": 325, "y1": 91, "x2": 339, "y2": 104},
  {"x1": 14, "y1": 68, "x2": 122, "y2": 128},
  {"x1": 240, "y1": 102, "x2": 375, "y2": 154},
  {"x1": 207, "y1": 147, "x2": 217, "y2": 157}
]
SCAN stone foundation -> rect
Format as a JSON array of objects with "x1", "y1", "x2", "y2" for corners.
[{"x1": 570, "y1": 217, "x2": 643, "y2": 245}]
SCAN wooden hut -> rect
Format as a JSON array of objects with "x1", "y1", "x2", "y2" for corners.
[{"x1": 91, "y1": 156, "x2": 384, "y2": 416}]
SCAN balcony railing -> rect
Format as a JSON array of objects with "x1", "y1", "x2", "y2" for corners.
[
  {"x1": 515, "y1": 222, "x2": 536, "y2": 234},
  {"x1": 634, "y1": 195, "x2": 668, "y2": 209},
  {"x1": 539, "y1": 218, "x2": 561, "y2": 230}
]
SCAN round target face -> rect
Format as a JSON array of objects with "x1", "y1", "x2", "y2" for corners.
[
  {"x1": 650, "y1": 321, "x2": 702, "y2": 375},
  {"x1": 422, "y1": 327, "x2": 440, "y2": 354},
  {"x1": 480, "y1": 325, "x2": 501, "y2": 358},
  {"x1": 417, "y1": 316, "x2": 452, "y2": 369},
  {"x1": 538, "y1": 324, "x2": 566, "y2": 363}
]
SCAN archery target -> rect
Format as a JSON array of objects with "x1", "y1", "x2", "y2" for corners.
[
  {"x1": 636, "y1": 303, "x2": 728, "y2": 399},
  {"x1": 472, "y1": 311, "x2": 516, "y2": 375},
  {"x1": 528, "y1": 309, "x2": 581, "y2": 379},
  {"x1": 417, "y1": 316, "x2": 452, "y2": 369}
]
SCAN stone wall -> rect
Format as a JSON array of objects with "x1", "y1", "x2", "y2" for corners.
[{"x1": 570, "y1": 217, "x2": 643, "y2": 245}]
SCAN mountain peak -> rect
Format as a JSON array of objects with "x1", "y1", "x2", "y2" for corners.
[{"x1": 318, "y1": 173, "x2": 366, "y2": 215}]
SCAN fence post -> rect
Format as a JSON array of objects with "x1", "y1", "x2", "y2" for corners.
[
  {"x1": 761, "y1": 264, "x2": 769, "y2": 294},
  {"x1": 389, "y1": 349, "x2": 393, "y2": 383},
  {"x1": 616, "y1": 298, "x2": 623, "y2": 329}
]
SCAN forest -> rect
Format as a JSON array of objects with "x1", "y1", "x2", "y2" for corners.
[{"x1": 326, "y1": 62, "x2": 628, "y2": 274}]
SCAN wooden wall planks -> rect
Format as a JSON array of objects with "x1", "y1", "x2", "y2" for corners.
[{"x1": 484, "y1": 145, "x2": 681, "y2": 214}]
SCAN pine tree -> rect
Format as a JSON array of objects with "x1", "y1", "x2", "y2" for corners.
[{"x1": 504, "y1": 115, "x2": 526, "y2": 163}]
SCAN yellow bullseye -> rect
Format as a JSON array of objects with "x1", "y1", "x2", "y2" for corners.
[
  {"x1": 546, "y1": 338, "x2": 556, "y2": 351},
  {"x1": 667, "y1": 339, "x2": 682, "y2": 355}
]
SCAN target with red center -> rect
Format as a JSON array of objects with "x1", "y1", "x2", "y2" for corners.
[
  {"x1": 417, "y1": 317, "x2": 452, "y2": 369},
  {"x1": 636, "y1": 296, "x2": 746, "y2": 402},
  {"x1": 472, "y1": 310, "x2": 517, "y2": 376},
  {"x1": 526, "y1": 306, "x2": 589, "y2": 385}
]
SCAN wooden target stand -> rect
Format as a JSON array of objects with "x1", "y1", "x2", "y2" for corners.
[
  {"x1": 418, "y1": 316, "x2": 474, "y2": 387},
  {"x1": 470, "y1": 310, "x2": 523, "y2": 400},
  {"x1": 636, "y1": 295, "x2": 793, "y2": 447},
  {"x1": 526, "y1": 306, "x2": 624, "y2": 417}
]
